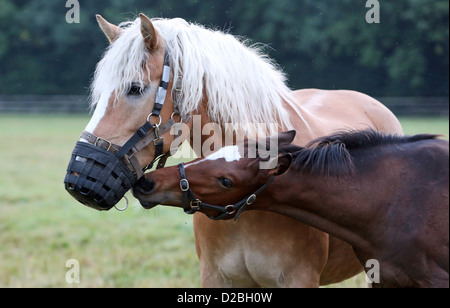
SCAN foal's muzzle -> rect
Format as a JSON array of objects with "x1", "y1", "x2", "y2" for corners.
[{"x1": 64, "y1": 141, "x2": 137, "y2": 211}]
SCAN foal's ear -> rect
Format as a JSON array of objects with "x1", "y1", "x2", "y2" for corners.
[
  {"x1": 267, "y1": 153, "x2": 293, "y2": 177},
  {"x1": 266, "y1": 130, "x2": 297, "y2": 149},
  {"x1": 96, "y1": 15, "x2": 123, "y2": 43},
  {"x1": 139, "y1": 13, "x2": 159, "y2": 51},
  {"x1": 278, "y1": 130, "x2": 297, "y2": 146}
]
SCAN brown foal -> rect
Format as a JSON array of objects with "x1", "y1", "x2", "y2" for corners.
[{"x1": 133, "y1": 130, "x2": 449, "y2": 288}]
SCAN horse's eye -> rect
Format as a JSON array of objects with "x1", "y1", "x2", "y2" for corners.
[
  {"x1": 219, "y1": 177, "x2": 233, "y2": 189},
  {"x1": 128, "y1": 84, "x2": 144, "y2": 96}
]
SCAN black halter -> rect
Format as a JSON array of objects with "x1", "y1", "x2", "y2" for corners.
[
  {"x1": 177, "y1": 163, "x2": 275, "y2": 221},
  {"x1": 65, "y1": 46, "x2": 189, "y2": 211}
]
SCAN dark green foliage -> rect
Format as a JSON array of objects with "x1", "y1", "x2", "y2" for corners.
[{"x1": 0, "y1": 0, "x2": 448, "y2": 96}]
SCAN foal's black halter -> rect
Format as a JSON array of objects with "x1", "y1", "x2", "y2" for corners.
[{"x1": 177, "y1": 163, "x2": 275, "y2": 221}]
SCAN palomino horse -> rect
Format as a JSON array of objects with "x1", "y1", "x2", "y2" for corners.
[
  {"x1": 133, "y1": 130, "x2": 450, "y2": 288},
  {"x1": 64, "y1": 14, "x2": 403, "y2": 287}
]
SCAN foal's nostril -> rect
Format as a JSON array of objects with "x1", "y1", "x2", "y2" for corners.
[{"x1": 135, "y1": 178, "x2": 156, "y2": 195}]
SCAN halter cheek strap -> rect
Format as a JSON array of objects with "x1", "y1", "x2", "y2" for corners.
[
  {"x1": 152, "y1": 48, "x2": 171, "y2": 117},
  {"x1": 114, "y1": 47, "x2": 172, "y2": 167},
  {"x1": 178, "y1": 163, "x2": 275, "y2": 221}
]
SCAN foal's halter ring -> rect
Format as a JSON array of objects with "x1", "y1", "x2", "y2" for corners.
[{"x1": 177, "y1": 163, "x2": 274, "y2": 220}]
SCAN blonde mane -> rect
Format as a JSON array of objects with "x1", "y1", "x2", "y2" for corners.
[{"x1": 91, "y1": 17, "x2": 294, "y2": 130}]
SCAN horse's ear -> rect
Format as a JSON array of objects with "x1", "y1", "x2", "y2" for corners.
[
  {"x1": 139, "y1": 13, "x2": 159, "y2": 51},
  {"x1": 96, "y1": 15, "x2": 122, "y2": 43}
]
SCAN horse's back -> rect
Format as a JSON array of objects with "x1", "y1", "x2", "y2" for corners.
[{"x1": 290, "y1": 89, "x2": 403, "y2": 137}]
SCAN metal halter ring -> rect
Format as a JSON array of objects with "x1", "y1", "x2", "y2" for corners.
[
  {"x1": 171, "y1": 113, "x2": 183, "y2": 124},
  {"x1": 115, "y1": 196, "x2": 129, "y2": 212},
  {"x1": 225, "y1": 205, "x2": 236, "y2": 215},
  {"x1": 147, "y1": 113, "x2": 162, "y2": 126}
]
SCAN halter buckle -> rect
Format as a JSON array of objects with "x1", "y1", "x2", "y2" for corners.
[
  {"x1": 190, "y1": 200, "x2": 201, "y2": 211},
  {"x1": 246, "y1": 194, "x2": 257, "y2": 205},
  {"x1": 180, "y1": 179, "x2": 189, "y2": 191},
  {"x1": 153, "y1": 124, "x2": 164, "y2": 145},
  {"x1": 94, "y1": 137, "x2": 112, "y2": 152}
]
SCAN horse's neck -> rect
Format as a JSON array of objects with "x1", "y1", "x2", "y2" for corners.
[
  {"x1": 280, "y1": 97, "x2": 319, "y2": 143},
  {"x1": 188, "y1": 96, "x2": 318, "y2": 157},
  {"x1": 263, "y1": 171, "x2": 375, "y2": 251}
]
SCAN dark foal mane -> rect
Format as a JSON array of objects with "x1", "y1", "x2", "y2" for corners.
[{"x1": 279, "y1": 129, "x2": 441, "y2": 178}]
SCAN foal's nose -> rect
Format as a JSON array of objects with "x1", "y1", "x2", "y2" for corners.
[{"x1": 133, "y1": 177, "x2": 156, "y2": 195}]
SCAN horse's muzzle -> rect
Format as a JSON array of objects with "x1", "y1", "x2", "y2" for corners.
[
  {"x1": 132, "y1": 177, "x2": 159, "y2": 209},
  {"x1": 64, "y1": 141, "x2": 137, "y2": 211}
]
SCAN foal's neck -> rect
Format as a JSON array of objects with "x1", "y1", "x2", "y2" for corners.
[{"x1": 264, "y1": 171, "x2": 380, "y2": 252}]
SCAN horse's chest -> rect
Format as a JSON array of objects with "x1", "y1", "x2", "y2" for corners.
[{"x1": 218, "y1": 248, "x2": 286, "y2": 288}]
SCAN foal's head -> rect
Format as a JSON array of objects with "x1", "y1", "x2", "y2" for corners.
[{"x1": 133, "y1": 131, "x2": 296, "y2": 218}]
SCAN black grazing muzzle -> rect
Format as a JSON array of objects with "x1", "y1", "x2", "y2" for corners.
[
  {"x1": 65, "y1": 141, "x2": 138, "y2": 211},
  {"x1": 64, "y1": 115, "x2": 178, "y2": 211}
]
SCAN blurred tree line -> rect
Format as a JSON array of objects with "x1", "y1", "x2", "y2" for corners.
[{"x1": 0, "y1": 0, "x2": 448, "y2": 97}]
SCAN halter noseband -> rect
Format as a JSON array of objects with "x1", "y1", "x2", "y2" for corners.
[{"x1": 177, "y1": 163, "x2": 275, "y2": 221}]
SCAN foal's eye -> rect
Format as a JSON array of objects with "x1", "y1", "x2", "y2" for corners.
[
  {"x1": 128, "y1": 84, "x2": 145, "y2": 96},
  {"x1": 219, "y1": 177, "x2": 233, "y2": 189}
]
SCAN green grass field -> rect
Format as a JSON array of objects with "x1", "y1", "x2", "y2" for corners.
[{"x1": 0, "y1": 115, "x2": 448, "y2": 288}]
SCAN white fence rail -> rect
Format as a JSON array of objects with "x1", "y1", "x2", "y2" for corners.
[{"x1": 0, "y1": 95, "x2": 448, "y2": 117}]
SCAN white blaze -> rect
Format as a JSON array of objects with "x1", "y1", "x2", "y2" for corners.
[
  {"x1": 205, "y1": 145, "x2": 242, "y2": 162},
  {"x1": 185, "y1": 145, "x2": 242, "y2": 169},
  {"x1": 83, "y1": 89, "x2": 112, "y2": 138}
]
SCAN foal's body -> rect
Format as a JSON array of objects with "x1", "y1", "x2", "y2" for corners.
[
  {"x1": 259, "y1": 136, "x2": 449, "y2": 288},
  {"x1": 134, "y1": 131, "x2": 449, "y2": 288}
]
